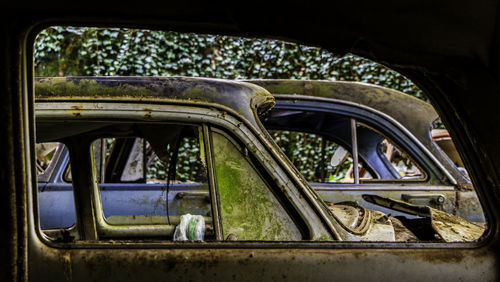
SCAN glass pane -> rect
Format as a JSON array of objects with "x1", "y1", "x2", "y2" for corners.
[
  {"x1": 120, "y1": 138, "x2": 143, "y2": 182},
  {"x1": 348, "y1": 123, "x2": 425, "y2": 180},
  {"x1": 212, "y1": 131, "x2": 302, "y2": 241},
  {"x1": 36, "y1": 142, "x2": 59, "y2": 176}
]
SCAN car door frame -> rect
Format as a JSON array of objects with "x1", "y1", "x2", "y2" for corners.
[{"x1": 32, "y1": 98, "x2": 338, "y2": 242}]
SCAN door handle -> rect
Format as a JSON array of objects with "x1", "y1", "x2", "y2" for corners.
[
  {"x1": 401, "y1": 194, "x2": 445, "y2": 210},
  {"x1": 175, "y1": 192, "x2": 210, "y2": 202}
]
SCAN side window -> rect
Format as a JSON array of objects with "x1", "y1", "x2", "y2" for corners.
[
  {"x1": 379, "y1": 139, "x2": 422, "y2": 179},
  {"x1": 357, "y1": 123, "x2": 424, "y2": 181},
  {"x1": 36, "y1": 142, "x2": 76, "y2": 238},
  {"x1": 91, "y1": 124, "x2": 213, "y2": 240},
  {"x1": 265, "y1": 109, "x2": 426, "y2": 184},
  {"x1": 36, "y1": 142, "x2": 59, "y2": 176},
  {"x1": 270, "y1": 130, "x2": 373, "y2": 183},
  {"x1": 211, "y1": 130, "x2": 302, "y2": 241}
]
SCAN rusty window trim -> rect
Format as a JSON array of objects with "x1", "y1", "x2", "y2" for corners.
[
  {"x1": 33, "y1": 238, "x2": 492, "y2": 250},
  {"x1": 203, "y1": 124, "x2": 223, "y2": 241},
  {"x1": 310, "y1": 183, "x2": 456, "y2": 191}
]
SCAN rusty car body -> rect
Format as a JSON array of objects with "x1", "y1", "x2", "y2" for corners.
[
  {"x1": 33, "y1": 76, "x2": 385, "y2": 244},
  {"x1": 252, "y1": 80, "x2": 484, "y2": 222},
  {"x1": 37, "y1": 79, "x2": 485, "y2": 233},
  {"x1": 2, "y1": 2, "x2": 500, "y2": 281},
  {"x1": 31, "y1": 76, "x2": 486, "y2": 280}
]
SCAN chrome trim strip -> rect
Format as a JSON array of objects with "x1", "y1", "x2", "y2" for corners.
[{"x1": 310, "y1": 183, "x2": 456, "y2": 191}]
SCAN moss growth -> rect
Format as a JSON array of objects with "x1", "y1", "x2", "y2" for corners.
[
  {"x1": 313, "y1": 235, "x2": 330, "y2": 241},
  {"x1": 212, "y1": 132, "x2": 301, "y2": 241},
  {"x1": 250, "y1": 80, "x2": 436, "y2": 124},
  {"x1": 35, "y1": 78, "x2": 158, "y2": 98}
]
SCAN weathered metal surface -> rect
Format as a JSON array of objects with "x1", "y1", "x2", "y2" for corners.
[
  {"x1": 212, "y1": 131, "x2": 303, "y2": 241},
  {"x1": 30, "y1": 79, "x2": 497, "y2": 281},
  {"x1": 328, "y1": 202, "x2": 396, "y2": 241},
  {"x1": 246, "y1": 80, "x2": 471, "y2": 190},
  {"x1": 35, "y1": 77, "x2": 275, "y2": 129},
  {"x1": 28, "y1": 236, "x2": 497, "y2": 281},
  {"x1": 362, "y1": 194, "x2": 485, "y2": 242},
  {"x1": 246, "y1": 80, "x2": 438, "y2": 136}
]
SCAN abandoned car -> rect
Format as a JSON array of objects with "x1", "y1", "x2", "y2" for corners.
[
  {"x1": 253, "y1": 80, "x2": 483, "y2": 223},
  {"x1": 35, "y1": 76, "x2": 485, "y2": 245}
]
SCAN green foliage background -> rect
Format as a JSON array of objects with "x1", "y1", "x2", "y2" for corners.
[{"x1": 34, "y1": 26, "x2": 426, "y2": 182}]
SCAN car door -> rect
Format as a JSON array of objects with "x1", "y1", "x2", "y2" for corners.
[
  {"x1": 263, "y1": 96, "x2": 485, "y2": 223},
  {"x1": 31, "y1": 100, "x2": 339, "y2": 280}
]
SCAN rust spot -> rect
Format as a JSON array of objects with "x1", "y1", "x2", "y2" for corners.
[
  {"x1": 413, "y1": 249, "x2": 467, "y2": 264},
  {"x1": 71, "y1": 105, "x2": 83, "y2": 117},
  {"x1": 144, "y1": 113, "x2": 152, "y2": 119},
  {"x1": 142, "y1": 107, "x2": 153, "y2": 111}
]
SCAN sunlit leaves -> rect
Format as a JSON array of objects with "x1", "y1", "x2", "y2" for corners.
[
  {"x1": 34, "y1": 27, "x2": 424, "y2": 100},
  {"x1": 34, "y1": 27, "x2": 427, "y2": 180}
]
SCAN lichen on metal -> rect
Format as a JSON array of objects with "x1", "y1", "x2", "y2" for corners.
[
  {"x1": 212, "y1": 131, "x2": 302, "y2": 241},
  {"x1": 245, "y1": 79, "x2": 438, "y2": 134},
  {"x1": 35, "y1": 76, "x2": 275, "y2": 129}
]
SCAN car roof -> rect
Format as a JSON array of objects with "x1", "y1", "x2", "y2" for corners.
[
  {"x1": 247, "y1": 79, "x2": 470, "y2": 188},
  {"x1": 35, "y1": 76, "x2": 275, "y2": 128},
  {"x1": 246, "y1": 80, "x2": 438, "y2": 139}
]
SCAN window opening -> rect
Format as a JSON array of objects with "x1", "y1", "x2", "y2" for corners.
[
  {"x1": 32, "y1": 26, "x2": 488, "y2": 245},
  {"x1": 270, "y1": 129, "x2": 373, "y2": 183},
  {"x1": 90, "y1": 123, "x2": 213, "y2": 240},
  {"x1": 357, "y1": 123, "x2": 425, "y2": 181},
  {"x1": 36, "y1": 142, "x2": 77, "y2": 240}
]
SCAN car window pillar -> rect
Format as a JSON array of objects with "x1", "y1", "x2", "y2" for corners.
[
  {"x1": 204, "y1": 124, "x2": 223, "y2": 240},
  {"x1": 67, "y1": 137, "x2": 98, "y2": 240},
  {"x1": 350, "y1": 118, "x2": 360, "y2": 184}
]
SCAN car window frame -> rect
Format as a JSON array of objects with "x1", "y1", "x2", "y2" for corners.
[
  {"x1": 33, "y1": 100, "x2": 336, "y2": 247},
  {"x1": 89, "y1": 123, "x2": 211, "y2": 239},
  {"x1": 268, "y1": 95, "x2": 457, "y2": 187}
]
